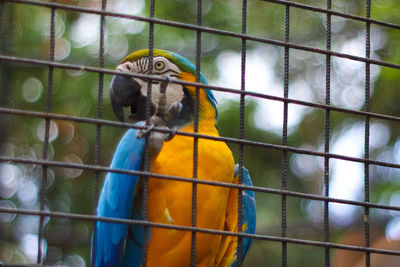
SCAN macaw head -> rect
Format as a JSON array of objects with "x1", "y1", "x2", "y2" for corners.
[{"x1": 110, "y1": 49, "x2": 218, "y2": 128}]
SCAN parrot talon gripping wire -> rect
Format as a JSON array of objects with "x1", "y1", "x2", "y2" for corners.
[
  {"x1": 137, "y1": 124, "x2": 155, "y2": 139},
  {"x1": 165, "y1": 127, "x2": 178, "y2": 141},
  {"x1": 161, "y1": 74, "x2": 173, "y2": 84}
]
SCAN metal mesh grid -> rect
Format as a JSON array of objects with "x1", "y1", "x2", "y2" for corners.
[{"x1": 0, "y1": 0, "x2": 400, "y2": 266}]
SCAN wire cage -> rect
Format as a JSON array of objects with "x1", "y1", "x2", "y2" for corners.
[{"x1": 1, "y1": 0, "x2": 400, "y2": 266}]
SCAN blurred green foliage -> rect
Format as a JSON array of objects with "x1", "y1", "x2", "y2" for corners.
[{"x1": 1, "y1": 0, "x2": 400, "y2": 266}]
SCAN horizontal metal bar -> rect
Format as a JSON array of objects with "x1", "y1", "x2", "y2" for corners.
[
  {"x1": 0, "y1": 206, "x2": 399, "y2": 256},
  {"x1": 0, "y1": 263, "x2": 67, "y2": 267},
  {"x1": 2, "y1": 54, "x2": 400, "y2": 125},
  {"x1": 2, "y1": 0, "x2": 400, "y2": 70},
  {"x1": 1, "y1": 106, "x2": 400, "y2": 169},
  {"x1": 1, "y1": 155, "x2": 400, "y2": 212},
  {"x1": 1, "y1": 107, "x2": 400, "y2": 170},
  {"x1": 261, "y1": 0, "x2": 400, "y2": 30}
]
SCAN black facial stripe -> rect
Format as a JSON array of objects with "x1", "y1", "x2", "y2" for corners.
[
  {"x1": 138, "y1": 57, "x2": 148, "y2": 73},
  {"x1": 143, "y1": 58, "x2": 148, "y2": 72},
  {"x1": 137, "y1": 59, "x2": 143, "y2": 72}
]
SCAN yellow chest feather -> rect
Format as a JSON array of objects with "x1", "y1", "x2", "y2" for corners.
[{"x1": 147, "y1": 123, "x2": 235, "y2": 266}]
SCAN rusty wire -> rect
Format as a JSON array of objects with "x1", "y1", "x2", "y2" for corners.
[{"x1": 1, "y1": 0, "x2": 400, "y2": 266}]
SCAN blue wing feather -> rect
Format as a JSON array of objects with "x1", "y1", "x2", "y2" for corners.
[
  {"x1": 122, "y1": 185, "x2": 146, "y2": 267},
  {"x1": 233, "y1": 165, "x2": 256, "y2": 266},
  {"x1": 92, "y1": 124, "x2": 145, "y2": 267}
]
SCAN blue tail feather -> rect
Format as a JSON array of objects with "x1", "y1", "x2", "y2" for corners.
[{"x1": 233, "y1": 165, "x2": 257, "y2": 266}]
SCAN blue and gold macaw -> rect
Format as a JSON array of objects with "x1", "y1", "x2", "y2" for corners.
[{"x1": 92, "y1": 49, "x2": 256, "y2": 267}]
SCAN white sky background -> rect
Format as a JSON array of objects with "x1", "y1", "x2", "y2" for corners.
[{"x1": 212, "y1": 46, "x2": 313, "y2": 136}]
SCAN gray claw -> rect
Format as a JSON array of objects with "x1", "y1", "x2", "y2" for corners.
[
  {"x1": 169, "y1": 102, "x2": 183, "y2": 115},
  {"x1": 165, "y1": 127, "x2": 178, "y2": 141},
  {"x1": 162, "y1": 75, "x2": 173, "y2": 84},
  {"x1": 163, "y1": 102, "x2": 182, "y2": 122},
  {"x1": 137, "y1": 124, "x2": 155, "y2": 139},
  {"x1": 149, "y1": 126, "x2": 170, "y2": 155}
]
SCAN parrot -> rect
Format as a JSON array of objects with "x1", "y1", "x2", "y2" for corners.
[{"x1": 92, "y1": 49, "x2": 256, "y2": 267}]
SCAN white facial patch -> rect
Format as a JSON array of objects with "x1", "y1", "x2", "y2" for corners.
[
  {"x1": 145, "y1": 82, "x2": 184, "y2": 110},
  {"x1": 117, "y1": 56, "x2": 185, "y2": 111},
  {"x1": 138, "y1": 57, "x2": 184, "y2": 110}
]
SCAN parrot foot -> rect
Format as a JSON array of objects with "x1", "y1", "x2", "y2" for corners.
[
  {"x1": 165, "y1": 126, "x2": 178, "y2": 141},
  {"x1": 137, "y1": 124, "x2": 155, "y2": 139},
  {"x1": 136, "y1": 76, "x2": 182, "y2": 155}
]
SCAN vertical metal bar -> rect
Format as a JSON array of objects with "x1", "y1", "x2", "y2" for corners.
[
  {"x1": 0, "y1": 0, "x2": 7, "y2": 145},
  {"x1": 0, "y1": 1, "x2": 4, "y2": 102},
  {"x1": 364, "y1": 0, "x2": 371, "y2": 266},
  {"x1": 0, "y1": 2, "x2": 14, "y2": 149},
  {"x1": 0, "y1": 0, "x2": 3, "y2": 71},
  {"x1": 324, "y1": 1, "x2": 332, "y2": 266},
  {"x1": 237, "y1": 1, "x2": 247, "y2": 266},
  {"x1": 282, "y1": 1, "x2": 290, "y2": 266},
  {"x1": 142, "y1": 1, "x2": 156, "y2": 266},
  {"x1": 91, "y1": 0, "x2": 107, "y2": 264},
  {"x1": 191, "y1": 0, "x2": 202, "y2": 266},
  {"x1": 37, "y1": 0, "x2": 56, "y2": 263}
]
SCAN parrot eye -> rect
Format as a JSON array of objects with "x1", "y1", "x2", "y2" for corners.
[{"x1": 154, "y1": 61, "x2": 165, "y2": 71}]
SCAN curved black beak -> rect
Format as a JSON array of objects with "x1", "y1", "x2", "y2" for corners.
[{"x1": 110, "y1": 75, "x2": 155, "y2": 122}]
